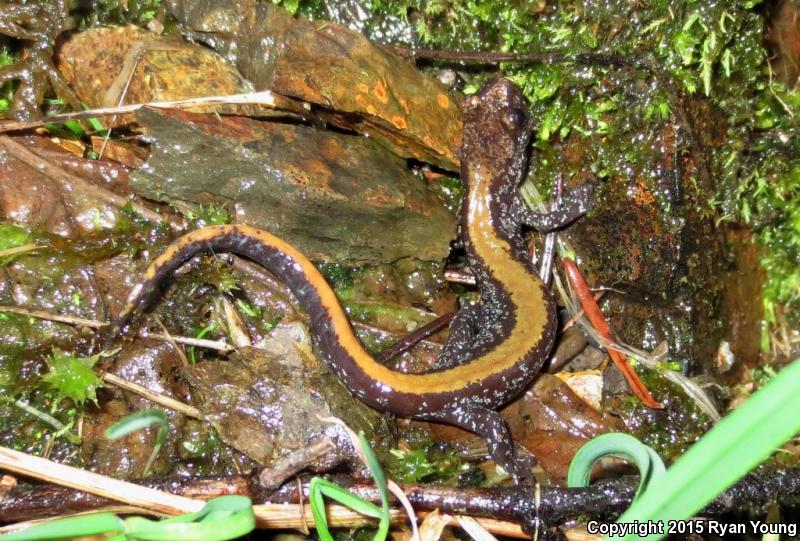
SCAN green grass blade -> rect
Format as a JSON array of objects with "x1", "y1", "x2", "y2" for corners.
[
  {"x1": 123, "y1": 495, "x2": 254, "y2": 541},
  {"x1": 309, "y1": 477, "x2": 335, "y2": 541},
  {"x1": 0, "y1": 512, "x2": 124, "y2": 540},
  {"x1": 308, "y1": 430, "x2": 393, "y2": 541},
  {"x1": 104, "y1": 408, "x2": 168, "y2": 439},
  {"x1": 567, "y1": 433, "x2": 665, "y2": 499},
  {"x1": 0, "y1": 494, "x2": 253, "y2": 541},
  {"x1": 314, "y1": 478, "x2": 383, "y2": 518},
  {"x1": 357, "y1": 431, "x2": 391, "y2": 541},
  {"x1": 615, "y1": 357, "x2": 800, "y2": 540},
  {"x1": 105, "y1": 408, "x2": 169, "y2": 477}
]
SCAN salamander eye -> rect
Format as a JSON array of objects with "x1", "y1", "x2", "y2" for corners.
[{"x1": 501, "y1": 107, "x2": 528, "y2": 131}]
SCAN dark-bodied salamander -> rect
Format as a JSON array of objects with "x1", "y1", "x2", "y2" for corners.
[{"x1": 107, "y1": 78, "x2": 591, "y2": 484}]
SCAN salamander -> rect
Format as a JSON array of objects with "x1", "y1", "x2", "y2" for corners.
[{"x1": 106, "y1": 78, "x2": 591, "y2": 484}]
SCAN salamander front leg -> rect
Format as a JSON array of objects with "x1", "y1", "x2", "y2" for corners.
[
  {"x1": 513, "y1": 183, "x2": 595, "y2": 232},
  {"x1": 432, "y1": 404, "x2": 534, "y2": 485}
]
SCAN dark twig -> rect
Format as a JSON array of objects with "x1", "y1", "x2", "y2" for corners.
[
  {"x1": 5, "y1": 469, "x2": 800, "y2": 526},
  {"x1": 377, "y1": 311, "x2": 457, "y2": 362},
  {"x1": 385, "y1": 47, "x2": 642, "y2": 68}
]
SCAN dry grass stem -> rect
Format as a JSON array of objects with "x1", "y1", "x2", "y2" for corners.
[
  {"x1": 0, "y1": 244, "x2": 43, "y2": 260},
  {"x1": 0, "y1": 90, "x2": 303, "y2": 133},
  {"x1": 0, "y1": 445, "x2": 203, "y2": 515},
  {"x1": 101, "y1": 372, "x2": 203, "y2": 420},
  {"x1": 0, "y1": 305, "x2": 105, "y2": 328}
]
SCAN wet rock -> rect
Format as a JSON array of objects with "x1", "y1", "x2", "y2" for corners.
[
  {"x1": 83, "y1": 340, "x2": 189, "y2": 477},
  {"x1": 165, "y1": 0, "x2": 462, "y2": 169},
  {"x1": 0, "y1": 149, "x2": 74, "y2": 237},
  {"x1": 132, "y1": 109, "x2": 456, "y2": 263},
  {"x1": 559, "y1": 98, "x2": 724, "y2": 368},
  {"x1": 186, "y1": 322, "x2": 380, "y2": 477},
  {"x1": 0, "y1": 136, "x2": 135, "y2": 236},
  {"x1": 56, "y1": 25, "x2": 272, "y2": 126}
]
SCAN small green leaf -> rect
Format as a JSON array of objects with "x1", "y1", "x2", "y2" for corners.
[
  {"x1": 41, "y1": 349, "x2": 105, "y2": 406},
  {"x1": 105, "y1": 408, "x2": 168, "y2": 440},
  {"x1": 105, "y1": 408, "x2": 169, "y2": 477}
]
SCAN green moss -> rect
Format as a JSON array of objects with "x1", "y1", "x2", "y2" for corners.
[
  {"x1": 40, "y1": 348, "x2": 105, "y2": 406},
  {"x1": 178, "y1": 420, "x2": 228, "y2": 474},
  {"x1": 77, "y1": 0, "x2": 163, "y2": 28},
  {"x1": 186, "y1": 204, "x2": 232, "y2": 228},
  {"x1": 428, "y1": 174, "x2": 463, "y2": 213},
  {"x1": 385, "y1": 440, "x2": 468, "y2": 484},
  {"x1": 0, "y1": 44, "x2": 16, "y2": 114},
  {"x1": 318, "y1": 262, "x2": 360, "y2": 290}
]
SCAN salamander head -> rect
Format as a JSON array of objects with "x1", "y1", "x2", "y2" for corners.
[{"x1": 460, "y1": 78, "x2": 532, "y2": 187}]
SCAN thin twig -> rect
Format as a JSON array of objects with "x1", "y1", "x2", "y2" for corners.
[
  {"x1": 0, "y1": 244, "x2": 44, "y2": 260},
  {"x1": 258, "y1": 438, "x2": 335, "y2": 490},
  {"x1": 154, "y1": 316, "x2": 190, "y2": 367},
  {"x1": 378, "y1": 311, "x2": 456, "y2": 362},
  {"x1": 0, "y1": 305, "x2": 104, "y2": 328},
  {"x1": 99, "y1": 41, "x2": 193, "y2": 158},
  {"x1": 101, "y1": 372, "x2": 203, "y2": 420},
  {"x1": 0, "y1": 445, "x2": 203, "y2": 515},
  {"x1": 561, "y1": 291, "x2": 605, "y2": 330},
  {"x1": 0, "y1": 305, "x2": 234, "y2": 352},
  {"x1": 139, "y1": 332, "x2": 234, "y2": 352},
  {"x1": 0, "y1": 445, "x2": 411, "y2": 531},
  {"x1": 0, "y1": 90, "x2": 306, "y2": 133}
]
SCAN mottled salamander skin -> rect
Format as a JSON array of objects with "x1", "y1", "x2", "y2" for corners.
[{"x1": 107, "y1": 78, "x2": 589, "y2": 484}]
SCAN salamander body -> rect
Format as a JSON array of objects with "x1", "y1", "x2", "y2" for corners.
[{"x1": 108, "y1": 78, "x2": 590, "y2": 482}]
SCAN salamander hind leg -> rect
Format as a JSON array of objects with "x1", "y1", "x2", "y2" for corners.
[
  {"x1": 431, "y1": 404, "x2": 534, "y2": 485},
  {"x1": 432, "y1": 302, "x2": 483, "y2": 370}
]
